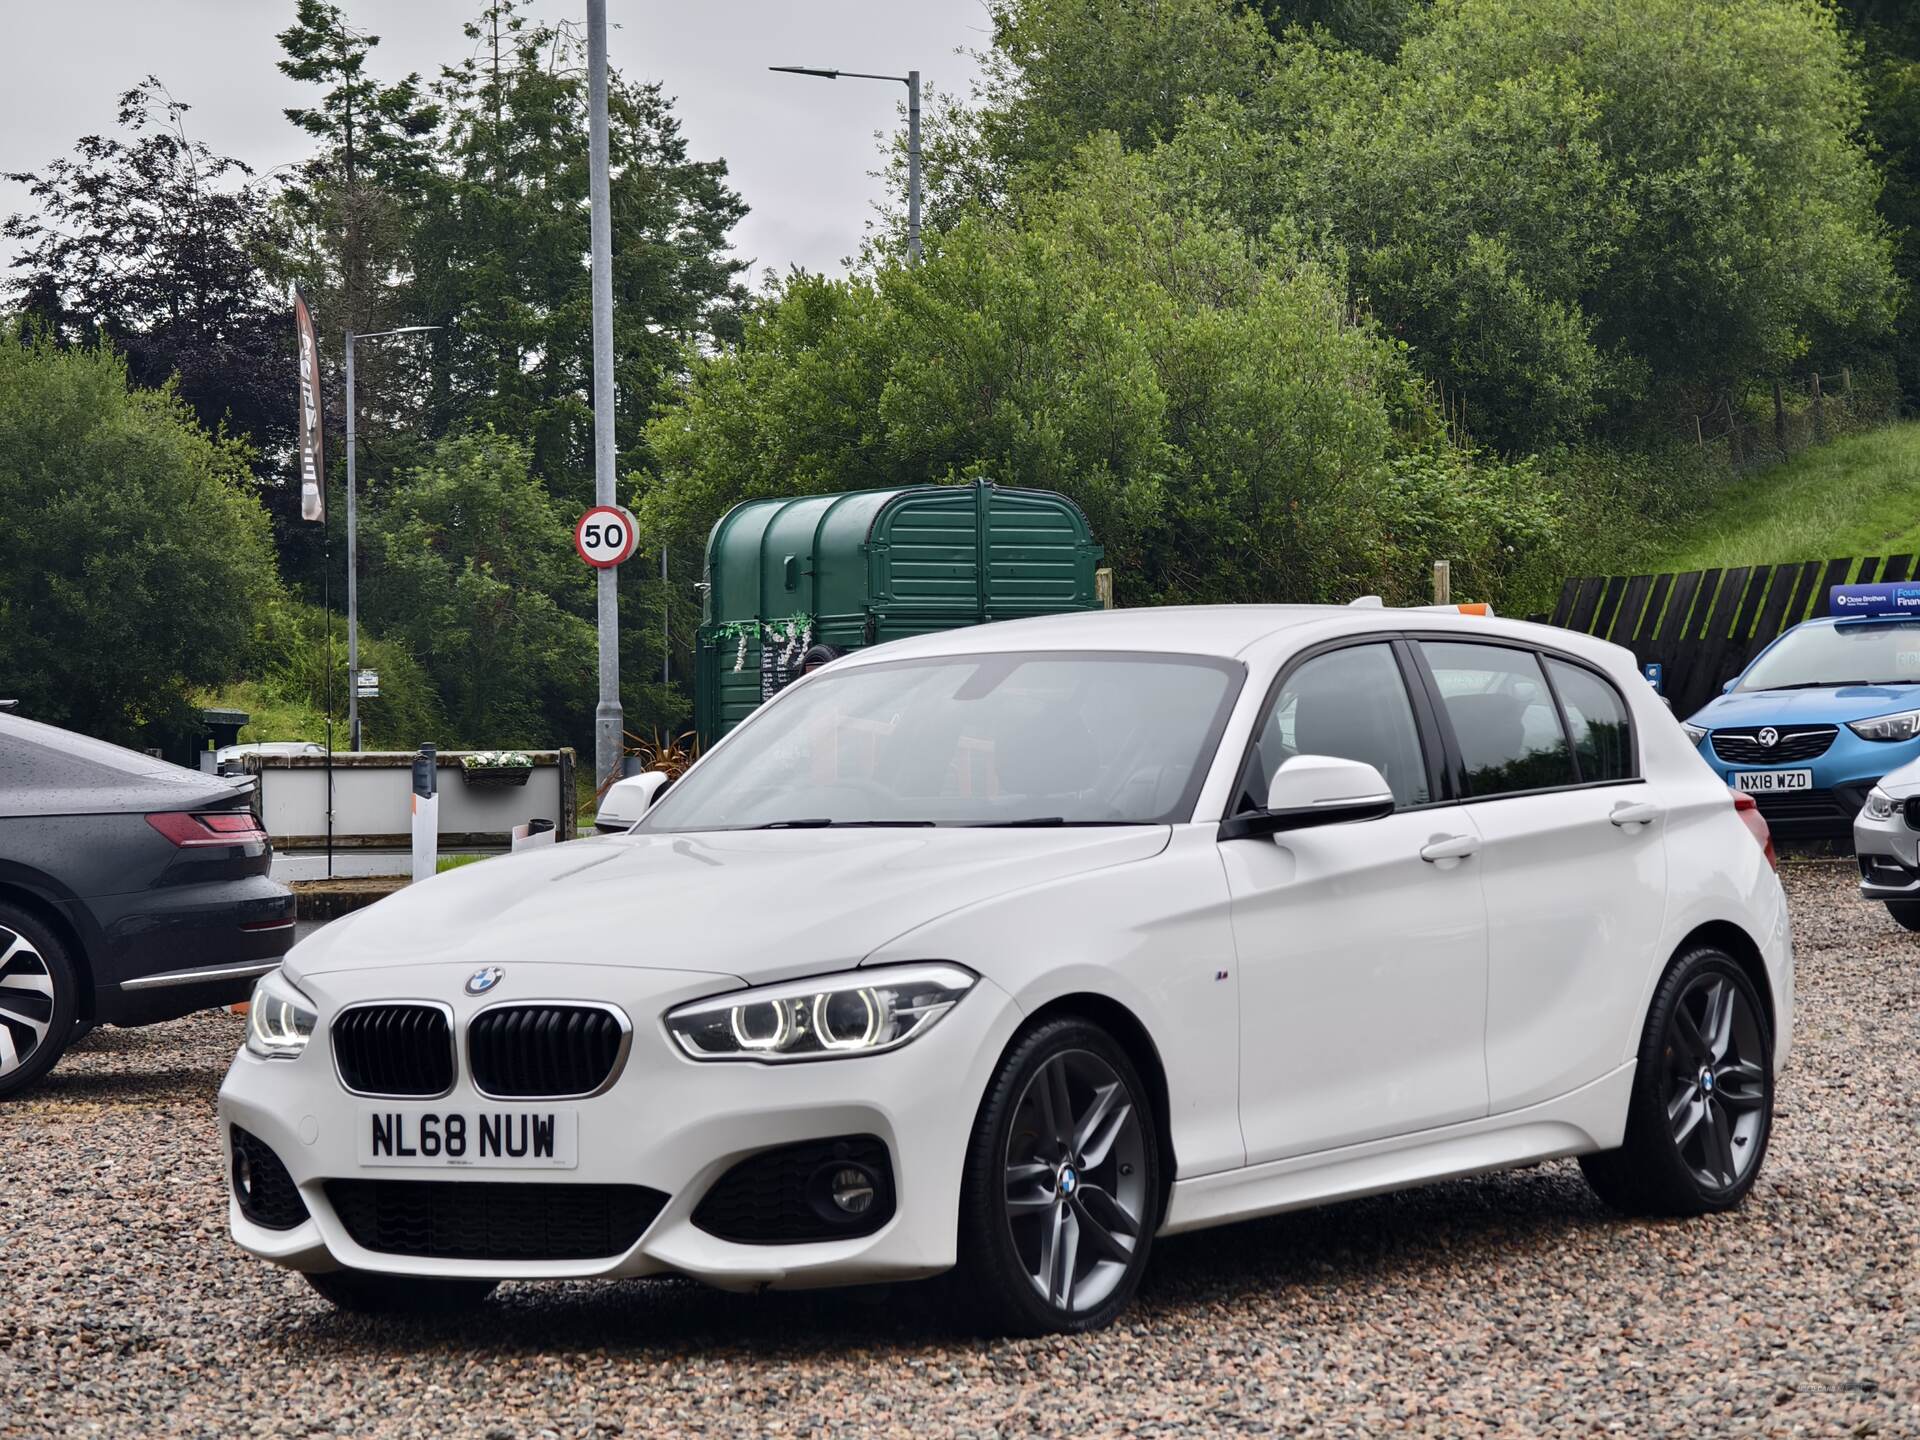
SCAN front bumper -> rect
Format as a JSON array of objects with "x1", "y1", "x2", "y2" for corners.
[
  {"x1": 1853, "y1": 799, "x2": 1920, "y2": 899},
  {"x1": 218, "y1": 961, "x2": 1020, "y2": 1290}
]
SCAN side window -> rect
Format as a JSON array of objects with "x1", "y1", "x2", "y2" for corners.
[
  {"x1": 1419, "y1": 641, "x2": 1576, "y2": 797},
  {"x1": 1239, "y1": 644, "x2": 1431, "y2": 811},
  {"x1": 1546, "y1": 658, "x2": 1636, "y2": 782}
]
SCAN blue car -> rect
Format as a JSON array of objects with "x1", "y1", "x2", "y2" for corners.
[{"x1": 1685, "y1": 591, "x2": 1920, "y2": 838}]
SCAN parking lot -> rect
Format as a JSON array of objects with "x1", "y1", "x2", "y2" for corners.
[{"x1": 1, "y1": 860, "x2": 1913, "y2": 1438}]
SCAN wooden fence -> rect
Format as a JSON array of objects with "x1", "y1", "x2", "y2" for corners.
[{"x1": 1536, "y1": 554, "x2": 1919, "y2": 718}]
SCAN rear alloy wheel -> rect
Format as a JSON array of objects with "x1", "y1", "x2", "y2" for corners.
[
  {"x1": 0, "y1": 904, "x2": 77, "y2": 1101},
  {"x1": 957, "y1": 1019, "x2": 1159, "y2": 1334},
  {"x1": 1581, "y1": 945, "x2": 1773, "y2": 1216},
  {"x1": 304, "y1": 1268, "x2": 498, "y2": 1315},
  {"x1": 1885, "y1": 900, "x2": 1920, "y2": 933}
]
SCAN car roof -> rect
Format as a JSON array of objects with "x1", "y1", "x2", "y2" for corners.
[{"x1": 834, "y1": 604, "x2": 1585, "y2": 664}]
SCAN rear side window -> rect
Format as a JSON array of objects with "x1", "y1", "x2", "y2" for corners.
[
  {"x1": 1545, "y1": 659, "x2": 1636, "y2": 782},
  {"x1": 1419, "y1": 641, "x2": 1576, "y2": 797}
]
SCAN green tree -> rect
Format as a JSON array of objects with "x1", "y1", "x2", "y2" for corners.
[
  {"x1": 1836, "y1": 0, "x2": 1920, "y2": 405},
  {"x1": 645, "y1": 143, "x2": 1540, "y2": 609},
  {"x1": 0, "y1": 335, "x2": 279, "y2": 744},
  {"x1": 3, "y1": 81, "x2": 294, "y2": 487},
  {"x1": 361, "y1": 430, "x2": 593, "y2": 746},
  {"x1": 1401, "y1": 0, "x2": 1896, "y2": 422},
  {"x1": 416, "y1": 1, "x2": 747, "y2": 498},
  {"x1": 276, "y1": 0, "x2": 439, "y2": 341}
]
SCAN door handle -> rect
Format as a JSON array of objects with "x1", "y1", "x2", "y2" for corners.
[
  {"x1": 1419, "y1": 834, "x2": 1478, "y2": 863},
  {"x1": 1609, "y1": 801, "x2": 1661, "y2": 828}
]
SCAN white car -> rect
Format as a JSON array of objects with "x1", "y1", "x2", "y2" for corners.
[
  {"x1": 220, "y1": 605, "x2": 1793, "y2": 1334},
  {"x1": 1852, "y1": 757, "x2": 1920, "y2": 929}
]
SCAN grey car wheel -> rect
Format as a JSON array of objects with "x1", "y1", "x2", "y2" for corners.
[
  {"x1": 1581, "y1": 945, "x2": 1773, "y2": 1216},
  {"x1": 956, "y1": 1018, "x2": 1161, "y2": 1334}
]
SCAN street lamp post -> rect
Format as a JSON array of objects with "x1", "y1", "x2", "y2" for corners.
[
  {"x1": 769, "y1": 65, "x2": 922, "y2": 264},
  {"x1": 588, "y1": 0, "x2": 622, "y2": 792},
  {"x1": 344, "y1": 324, "x2": 440, "y2": 752}
]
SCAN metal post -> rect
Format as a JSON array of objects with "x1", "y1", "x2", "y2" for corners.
[
  {"x1": 588, "y1": 0, "x2": 623, "y2": 792},
  {"x1": 345, "y1": 331, "x2": 360, "y2": 753},
  {"x1": 906, "y1": 70, "x2": 922, "y2": 265},
  {"x1": 661, "y1": 544, "x2": 670, "y2": 686}
]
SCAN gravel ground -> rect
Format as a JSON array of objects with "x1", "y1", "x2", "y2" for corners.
[{"x1": 2, "y1": 860, "x2": 1915, "y2": 1438}]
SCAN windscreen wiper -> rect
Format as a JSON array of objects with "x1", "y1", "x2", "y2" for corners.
[{"x1": 752, "y1": 818, "x2": 936, "y2": 829}]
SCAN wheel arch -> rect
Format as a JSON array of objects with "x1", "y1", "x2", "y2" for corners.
[
  {"x1": 1010, "y1": 991, "x2": 1178, "y2": 1220},
  {"x1": 0, "y1": 880, "x2": 95, "y2": 1019},
  {"x1": 1672, "y1": 919, "x2": 1774, "y2": 1040}
]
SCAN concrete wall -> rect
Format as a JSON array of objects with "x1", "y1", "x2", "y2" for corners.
[{"x1": 243, "y1": 751, "x2": 576, "y2": 849}]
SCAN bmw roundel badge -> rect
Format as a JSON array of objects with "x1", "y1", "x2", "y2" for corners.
[{"x1": 466, "y1": 965, "x2": 505, "y2": 996}]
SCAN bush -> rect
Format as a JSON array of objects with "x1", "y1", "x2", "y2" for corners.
[{"x1": 0, "y1": 334, "x2": 278, "y2": 744}]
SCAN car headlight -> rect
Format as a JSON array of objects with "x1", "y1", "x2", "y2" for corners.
[
  {"x1": 245, "y1": 970, "x2": 318, "y2": 1060},
  {"x1": 665, "y1": 963, "x2": 976, "y2": 1062},
  {"x1": 1849, "y1": 709, "x2": 1920, "y2": 743},
  {"x1": 1681, "y1": 722, "x2": 1708, "y2": 745},
  {"x1": 1862, "y1": 786, "x2": 1900, "y2": 821}
]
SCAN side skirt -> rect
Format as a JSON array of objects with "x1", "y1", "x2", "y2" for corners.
[{"x1": 1161, "y1": 1062, "x2": 1635, "y2": 1236}]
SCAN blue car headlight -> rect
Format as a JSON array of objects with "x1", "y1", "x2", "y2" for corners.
[
  {"x1": 1848, "y1": 709, "x2": 1920, "y2": 743},
  {"x1": 1681, "y1": 722, "x2": 1708, "y2": 745}
]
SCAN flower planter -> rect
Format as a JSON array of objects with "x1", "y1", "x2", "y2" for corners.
[{"x1": 460, "y1": 765, "x2": 532, "y2": 790}]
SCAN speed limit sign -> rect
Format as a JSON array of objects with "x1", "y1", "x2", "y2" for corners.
[{"x1": 574, "y1": 505, "x2": 638, "y2": 569}]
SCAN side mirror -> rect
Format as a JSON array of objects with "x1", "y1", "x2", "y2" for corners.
[
  {"x1": 1218, "y1": 755, "x2": 1395, "y2": 841},
  {"x1": 595, "y1": 770, "x2": 670, "y2": 833},
  {"x1": 1721, "y1": 678, "x2": 1738, "y2": 694}
]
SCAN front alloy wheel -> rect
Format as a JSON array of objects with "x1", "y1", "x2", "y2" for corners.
[{"x1": 958, "y1": 1018, "x2": 1160, "y2": 1334}]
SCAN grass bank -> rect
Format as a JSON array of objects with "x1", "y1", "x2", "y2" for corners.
[{"x1": 1636, "y1": 422, "x2": 1920, "y2": 572}]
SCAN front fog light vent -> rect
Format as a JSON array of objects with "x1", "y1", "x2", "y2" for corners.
[
  {"x1": 230, "y1": 1126, "x2": 308, "y2": 1231},
  {"x1": 692, "y1": 1135, "x2": 895, "y2": 1244}
]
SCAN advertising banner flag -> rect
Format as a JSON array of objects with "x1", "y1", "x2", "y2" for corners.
[{"x1": 293, "y1": 287, "x2": 325, "y2": 522}]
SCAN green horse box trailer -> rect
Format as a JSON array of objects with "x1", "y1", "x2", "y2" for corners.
[{"x1": 694, "y1": 481, "x2": 1105, "y2": 745}]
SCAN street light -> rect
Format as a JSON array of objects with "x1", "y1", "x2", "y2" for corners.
[
  {"x1": 770, "y1": 65, "x2": 921, "y2": 264},
  {"x1": 344, "y1": 323, "x2": 440, "y2": 752}
]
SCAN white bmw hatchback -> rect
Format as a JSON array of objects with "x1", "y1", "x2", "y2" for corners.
[{"x1": 221, "y1": 605, "x2": 1793, "y2": 1334}]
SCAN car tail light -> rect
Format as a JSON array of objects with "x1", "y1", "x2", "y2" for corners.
[
  {"x1": 1729, "y1": 790, "x2": 1777, "y2": 870},
  {"x1": 147, "y1": 809, "x2": 267, "y2": 848}
]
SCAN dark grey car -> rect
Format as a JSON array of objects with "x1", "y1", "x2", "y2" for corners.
[{"x1": 0, "y1": 711, "x2": 295, "y2": 1098}]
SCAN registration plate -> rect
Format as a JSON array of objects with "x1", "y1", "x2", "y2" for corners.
[
  {"x1": 357, "y1": 1107, "x2": 578, "y2": 1170},
  {"x1": 1732, "y1": 769, "x2": 1813, "y2": 793}
]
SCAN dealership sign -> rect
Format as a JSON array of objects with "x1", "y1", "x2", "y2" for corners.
[
  {"x1": 1830, "y1": 582, "x2": 1920, "y2": 618},
  {"x1": 292, "y1": 287, "x2": 325, "y2": 523},
  {"x1": 574, "y1": 505, "x2": 638, "y2": 568}
]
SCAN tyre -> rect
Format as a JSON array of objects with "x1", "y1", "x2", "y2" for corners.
[
  {"x1": 954, "y1": 1017, "x2": 1161, "y2": 1335},
  {"x1": 1886, "y1": 900, "x2": 1920, "y2": 933},
  {"x1": 1580, "y1": 944, "x2": 1773, "y2": 1216},
  {"x1": 304, "y1": 1268, "x2": 497, "y2": 1315},
  {"x1": 0, "y1": 902, "x2": 79, "y2": 1101}
]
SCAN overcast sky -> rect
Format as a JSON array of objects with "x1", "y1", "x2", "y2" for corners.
[{"x1": 0, "y1": 0, "x2": 990, "y2": 284}]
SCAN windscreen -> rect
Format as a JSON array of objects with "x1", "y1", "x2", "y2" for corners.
[
  {"x1": 643, "y1": 652, "x2": 1242, "y2": 831},
  {"x1": 1738, "y1": 620, "x2": 1920, "y2": 691}
]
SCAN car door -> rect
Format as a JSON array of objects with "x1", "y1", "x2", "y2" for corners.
[
  {"x1": 1220, "y1": 639, "x2": 1492, "y2": 1165},
  {"x1": 1412, "y1": 639, "x2": 1668, "y2": 1113}
]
